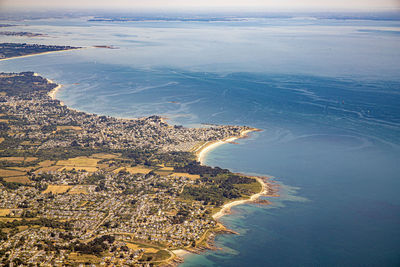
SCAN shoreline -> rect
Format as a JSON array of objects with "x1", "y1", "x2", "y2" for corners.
[
  {"x1": 46, "y1": 78, "x2": 63, "y2": 100},
  {"x1": 195, "y1": 128, "x2": 260, "y2": 165},
  {"x1": 30, "y1": 73, "x2": 273, "y2": 266},
  {"x1": 44, "y1": 78, "x2": 271, "y2": 264},
  {"x1": 0, "y1": 47, "x2": 86, "y2": 62},
  {"x1": 176, "y1": 128, "x2": 274, "y2": 264},
  {"x1": 172, "y1": 249, "x2": 192, "y2": 257},
  {"x1": 169, "y1": 175, "x2": 274, "y2": 264},
  {"x1": 213, "y1": 176, "x2": 268, "y2": 220}
]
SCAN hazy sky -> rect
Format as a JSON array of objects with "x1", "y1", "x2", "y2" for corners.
[{"x1": 1, "y1": 0, "x2": 399, "y2": 11}]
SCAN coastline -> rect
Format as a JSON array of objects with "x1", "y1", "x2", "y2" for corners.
[
  {"x1": 213, "y1": 176, "x2": 268, "y2": 220},
  {"x1": 21, "y1": 73, "x2": 273, "y2": 266},
  {"x1": 194, "y1": 127, "x2": 270, "y2": 220},
  {"x1": 195, "y1": 129, "x2": 260, "y2": 165},
  {"x1": 171, "y1": 129, "x2": 274, "y2": 264},
  {"x1": 172, "y1": 249, "x2": 192, "y2": 257},
  {"x1": 173, "y1": 127, "x2": 278, "y2": 265},
  {"x1": 169, "y1": 175, "x2": 275, "y2": 265},
  {"x1": 43, "y1": 78, "x2": 271, "y2": 264},
  {"x1": 47, "y1": 78, "x2": 63, "y2": 100},
  {"x1": 0, "y1": 47, "x2": 85, "y2": 62}
]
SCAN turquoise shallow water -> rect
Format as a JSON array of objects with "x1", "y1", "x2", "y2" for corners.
[{"x1": 0, "y1": 15, "x2": 399, "y2": 266}]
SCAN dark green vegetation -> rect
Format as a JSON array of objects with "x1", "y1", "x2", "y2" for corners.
[
  {"x1": 71, "y1": 235, "x2": 115, "y2": 255},
  {"x1": 121, "y1": 150, "x2": 195, "y2": 167},
  {"x1": 0, "y1": 180, "x2": 24, "y2": 190},
  {"x1": 0, "y1": 71, "x2": 56, "y2": 96},
  {"x1": 178, "y1": 162, "x2": 259, "y2": 205},
  {"x1": 0, "y1": 43, "x2": 79, "y2": 59},
  {"x1": 174, "y1": 161, "x2": 230, "y2": 176},
  {"x1": 139, "y1": 250, "x2": 171, "y2": 262}
]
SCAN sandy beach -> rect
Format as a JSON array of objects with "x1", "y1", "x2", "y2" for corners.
[
  {"x1": 47, "y1": 79, "x2": 62, "y2": 99},
  {"x1": 169, "y1": 175, "x2": 271, "y2": 264},
  {"x1": 213, "y1": 176, "x2": 268, "y2": 220},
  {"x1": 196, "y1": 129, "x2": 257, "y2": 164},
  {"x1": 0, "y1": 48, "x2": 85, "y2": 62},
  {"x1": 193, "y1": 128, "x2": 271, "y2": 221}
]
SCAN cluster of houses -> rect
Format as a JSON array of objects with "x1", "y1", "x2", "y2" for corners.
[
  {"x1": 1, "y1": 79, "x2": 248, "y2": 152},
  {"x1": 0, "y1": 170, "x2": 216, "y2": 265}
]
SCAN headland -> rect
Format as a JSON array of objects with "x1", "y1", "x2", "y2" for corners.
[{"x1": 0, "y1": 43, "x2": 82, "y2": 61}]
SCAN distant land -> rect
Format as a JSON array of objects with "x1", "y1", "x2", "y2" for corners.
[
  {"x1": 0, "y1": 31, "x2": 47, "y2": 37},
  {"x1": 88, "y1": 17, "x2": 245, "y2": 22},
  {"x1": 86, "y1": 11, "x2": 400, "y2": 23}
]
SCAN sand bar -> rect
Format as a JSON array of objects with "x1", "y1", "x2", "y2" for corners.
[{"x1": 0, "y1": 48, "x2": 86, "y2": 62}]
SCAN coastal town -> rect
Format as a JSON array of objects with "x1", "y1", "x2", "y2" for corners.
[
  {"x1": 0, "y1": 59, "x2": 271, "y2": 266},
  {"x1": 0, "y1": 170, "x2": 220, "y2": 265},
  {"x1": 1, "y1": 72, "x2": 250, "y2": 154}
]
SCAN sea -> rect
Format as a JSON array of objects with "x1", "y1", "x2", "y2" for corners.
[{"x1": 1, "y1": 13, "x2": 399, "y2": 266}]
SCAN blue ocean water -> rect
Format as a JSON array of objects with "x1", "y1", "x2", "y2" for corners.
[{"x1": 0, "y1": 15, "x2": 399, "y2": 266}]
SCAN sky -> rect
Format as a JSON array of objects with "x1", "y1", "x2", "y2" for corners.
[{"x1": 1, "y1": 0, "x2": 399, "y2": 11}]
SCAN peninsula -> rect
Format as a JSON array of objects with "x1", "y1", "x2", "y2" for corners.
[
  {"x1": 0, "y1": 47, "x2": 275, "y2": 266},
  {"x1": 0, "y1": 43, "x2": 80, "y2": 60}
]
